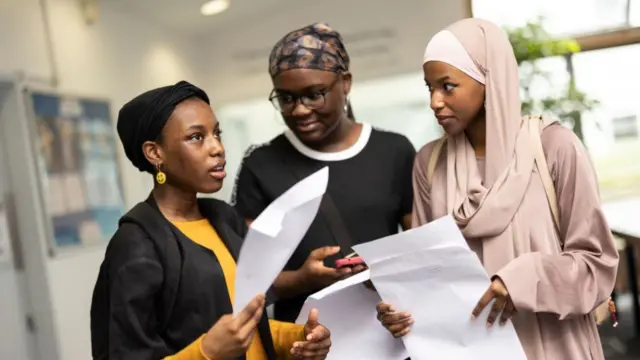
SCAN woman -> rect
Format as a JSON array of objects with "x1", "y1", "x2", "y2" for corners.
[
  {"x1": 376, "y1": 19, "x2": 619, "y2": 359},
  {"x1": 90, "y1": 81, "x2": 332, "y2": 360},
  {"x1": 231, "y1": 23, "x2": 416, "y2": 322}
]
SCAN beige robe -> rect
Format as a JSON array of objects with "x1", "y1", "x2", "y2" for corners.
[{"x1": 413, "y1": 124, "x2": 619, "y2": 360}]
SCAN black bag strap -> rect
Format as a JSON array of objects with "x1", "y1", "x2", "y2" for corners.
[
  {"x1": 278, "y1": 145, "x2": 355, "y2": 257},
  {"x1": 317, "y1": 194, "x2": 354, "y2": 256}
]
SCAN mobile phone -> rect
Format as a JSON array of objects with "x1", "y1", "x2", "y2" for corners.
[{"x1": 335, "y1": 254, "x2": 364, "y2": 268}]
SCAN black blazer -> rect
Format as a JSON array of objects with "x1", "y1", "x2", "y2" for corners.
[{"x1": 90, "y1": 195, "x2": 277, "y2": 360}]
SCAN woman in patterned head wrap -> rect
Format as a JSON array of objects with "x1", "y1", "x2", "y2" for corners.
[
  {"x1": 375, "y1": 18, "x2": 618, "y2": 360},
  {"x1": 232, "y1": 23, "x2": 417, "y2": 323}
]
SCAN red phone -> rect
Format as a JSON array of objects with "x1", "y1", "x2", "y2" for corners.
[{"x1": 335, "y1": 253, "x2": 364, "y2": 268}]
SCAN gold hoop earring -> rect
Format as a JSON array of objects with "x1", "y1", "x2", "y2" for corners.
[{"x1": 155, "y1": 164, "x2": 166, "y2": 185}]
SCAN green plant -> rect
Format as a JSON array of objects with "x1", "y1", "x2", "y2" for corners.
[{"x1": 505, "y1": 18, "x2": 599, "y2": 141}]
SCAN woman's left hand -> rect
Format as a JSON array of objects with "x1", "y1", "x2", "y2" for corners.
[
  {"x1": 471, "y1": 277, "x2": 516, "y2": 327},
  {"x1": 291, "y1": 308, "x2": 331, "y2": 359}
]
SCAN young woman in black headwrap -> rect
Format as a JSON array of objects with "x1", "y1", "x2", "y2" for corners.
[
  {"x1": 231, "y1": 23, "x2": 416, "y2": 322},
  {"x1": 90, "y1": 81, "x2": 332, "y2": 360}
]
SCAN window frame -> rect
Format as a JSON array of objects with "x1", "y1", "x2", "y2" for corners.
[{"x1": 464, "y1": 0, "x2": 640, "y2": 53}]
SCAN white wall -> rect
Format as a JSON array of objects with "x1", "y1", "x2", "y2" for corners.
[{"x1": 0, "y1": 1, "x2": 206, "y2": 359}]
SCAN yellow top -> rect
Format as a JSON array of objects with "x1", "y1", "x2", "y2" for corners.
[{"x1": 164, "y1": 219, "x2": 305, "y2": 360}]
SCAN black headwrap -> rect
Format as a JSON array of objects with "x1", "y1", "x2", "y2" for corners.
[
  {"x1": 268, "y1": 22, "x2": 350, "y2": 78},
  {"x1": 116, "y1": 80, "x2": 210, "y2": 173}
]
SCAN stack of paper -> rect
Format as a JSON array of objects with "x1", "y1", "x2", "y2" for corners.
[
  {"x1": 353, "y1": 216, "x2": 527, "y2": 360},
  {"x1": 295, "y1": 270, "x2": 408, "y2": 360}
]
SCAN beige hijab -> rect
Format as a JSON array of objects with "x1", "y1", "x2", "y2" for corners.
[{"x1": 425, "y1": 18, "x2": 557, "y2": 275}]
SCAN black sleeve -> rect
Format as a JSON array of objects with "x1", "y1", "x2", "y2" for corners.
[
  {"x1": 231, "y1": 148, "x2": 270, "y2": 220},
  {"x1": 398, "y1": 137, "x2": 416, "y2": 216},
  {"x1": 228, "y1": 203, "x2": 250, "y2": 238},
  {"x1": 91, "y1": 224, "x2": 171, "y2": 360}
]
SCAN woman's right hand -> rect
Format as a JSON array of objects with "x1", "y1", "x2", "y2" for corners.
[
  {"x1": 299, "y1": 247, "x2": 366, "y2": 289},
  {"x1": 201, "y1": 294, "x2": 266, "y2": 360},
  {"x1": 376, "y1": 301, "x2": 414, "y2": 338}
]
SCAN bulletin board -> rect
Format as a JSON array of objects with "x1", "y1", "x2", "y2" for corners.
[{"x1": 26, "y1": 91, "x2": 125, "y2": 253}]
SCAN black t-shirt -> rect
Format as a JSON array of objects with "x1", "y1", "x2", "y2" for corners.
[{"x1": 231, "y1": 124, "x2": 416, "y2": 322}]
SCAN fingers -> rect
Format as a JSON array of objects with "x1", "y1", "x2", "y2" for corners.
[
  {"x1": 499, "y1": 301, "x2": 516, "y2": 326},
  {"x1": 471, "y1": 279, "x2": 513, "y2": 328},
  {"x1": 306, "y1": 308, "x2": 319, "y2": 335},
  {"x1": 291, "y1": 339, "x2": 331, "y2": 359},
  {"x1": 376, "y1": 302, "x2": 394, "y2": 314},
  {"x1": 305, "y1": 324, "x2": 331, "y2": 344},
  {"x1": 235, "y1": 294, "x2": 265, "y2": 325},
  {"x1": 376, "y1": 302, "x2": 413, "y2": 338},
  {"x1": 485, "y1": 297, "x2": 507, "y2": 328},
  {"x1": 471, "y1": 286, "x2": 494, "y2": 319},
  {"x1": 291, "y1": 326, "x2": 331, "y2": 359},
  {"x1": 310, "y1": 246, "x2": 341, "y2": 261},
  {"x1": 237, "y1": 302, "x2": 264, "y2": 339},
  {"x1": 380, "y1": 311, "x2": 412, "y2": 325},
  {"x1": 382, "y1": 314, "x2": 414, "y2": 338},
  {"x1": 235, "y1": 295, "x2": 265, "y2": 341},
  {"x1": 351, "y1": 264, "x2": 367, "y2": 273},
  {"x1": 390, "y1": 322, "x2": 413, "y2": 338}
]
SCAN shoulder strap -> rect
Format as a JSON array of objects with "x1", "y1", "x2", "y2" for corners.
[
  {"x1": 427, "y1": 136, "x2": 447, "y2": 187},
  {"x1": 280, "y1": 152, "x2": 354, "y2": 257},
  {"x1": 528, "y1": 116, "x2": 615, "y2": 324},
  {"x1": 527, "y1": 116, "x2": 561, "y2": 237},
  {"x1": 318, "y1": 195, "x2": 354, "y2": 256}
]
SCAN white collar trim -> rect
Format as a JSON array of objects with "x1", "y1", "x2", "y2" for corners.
[{"x1": 283, "y1": 123, "x2": 372, "y2": 161}]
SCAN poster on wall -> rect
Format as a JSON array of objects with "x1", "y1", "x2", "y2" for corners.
[{"x1": 27, "y1": 91, "x2": 125, "y2": 252}]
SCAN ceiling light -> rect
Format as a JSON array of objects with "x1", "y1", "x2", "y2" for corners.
[{"x1": 201, "y1": 0, "x2": 230, "y2": 16}]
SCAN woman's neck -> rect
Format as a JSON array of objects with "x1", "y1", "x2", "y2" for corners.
[
  {"x1": 465, "y1": 114, "x2": 486, "y2": 158},
  {"x1": 309, "y1": 117, "x2": 361, "y2": 153},
  {"x1": 152, "y1": 184, "x2": 202, "y2": 222}
]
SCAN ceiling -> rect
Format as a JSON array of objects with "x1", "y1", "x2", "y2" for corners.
[
  {"x1": 107, "y1": 0, "x2": 468, "y2": 103},
  {"x1": 110, "y1": 0, "x2": 295, "y2": 36}
]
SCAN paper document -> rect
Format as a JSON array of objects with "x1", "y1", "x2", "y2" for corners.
[
  {"x1": 353, "y1": 216, "x2": 526, "y2": 360},
  {"x1": 234, "y1": 167, "x2": 329, "y2": 314},
  {"x1": 296, "y1": 270, "x2": 408, "y2": 360}
]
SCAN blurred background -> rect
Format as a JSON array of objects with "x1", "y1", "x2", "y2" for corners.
[{"x1": 0, "y1": 0, "x2": 639, "y2": 359}]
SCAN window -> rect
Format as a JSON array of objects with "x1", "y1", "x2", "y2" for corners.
[
  {"x1": 571, "y1": 44, "x2": 640, "y2": 200},
  {"x1": 473, "y1": 0, "x2": 639, "y2": 37},
  {"x1": 612, "y1": 115, "x2": 639, "y2": 139}
]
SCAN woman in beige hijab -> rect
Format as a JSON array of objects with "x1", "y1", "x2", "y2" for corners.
[{"x1": 375, "y1": 18, "x2": 619, "y2": 359}]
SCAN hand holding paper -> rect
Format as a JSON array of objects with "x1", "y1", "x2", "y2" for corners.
[
  {"x1": 290, "y1": 309, "x2": 332, "y2": 359},
  {"x1": 472, "y1": 277, "x2": 516, "y2": 327},
  {"x1": 233, "y1": 167, "x2": 329, "y2": 315},
  {"x1": 353, "y1": 216, "x2": 527, "y2": 360},
  {"x1": 295, "y1": 271, "x2": 408, "y2": 360},
  {"x1": 298, "y1": 246, "x2": 365, "y2": 291}
]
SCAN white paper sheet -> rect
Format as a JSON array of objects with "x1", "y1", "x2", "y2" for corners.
[
  {"x1": 233, "y1": 167, "x2": 329, "y2": 314},
  {"x1": 353, "y1": 216, "x2": 527, "y2": 360},
  {"x1": 295, "y1": 270, "x2": 408, "y2": 360}
]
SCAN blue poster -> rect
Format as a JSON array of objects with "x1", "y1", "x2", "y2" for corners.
[{"x1": 30, "y1": 92, "x2": 125, "y2": 249}]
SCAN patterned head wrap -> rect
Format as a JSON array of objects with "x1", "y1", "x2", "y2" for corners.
[{"x1": 269, "y1": 22, "x2": 350, "y2": 78}]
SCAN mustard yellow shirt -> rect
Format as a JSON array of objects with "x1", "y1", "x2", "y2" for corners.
[{"x1": 164, "y1": 219, "x2": 304, "y2": 360}]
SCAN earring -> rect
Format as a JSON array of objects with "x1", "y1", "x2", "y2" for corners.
[
  {"x1": 344, "y1": 102, "x2": 349, "y2": 113},
  {"x1": 155, "y1": 164, "x2": 166, "y2": 185}
]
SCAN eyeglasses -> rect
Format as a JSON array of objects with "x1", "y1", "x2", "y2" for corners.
[{"x1": 269, "y1": 76, "x2": 340, "y2": 113}]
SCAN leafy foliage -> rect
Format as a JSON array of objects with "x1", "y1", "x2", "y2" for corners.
[{"x1": 505, "y1": 18, "x2": 598, "y2": 141}]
